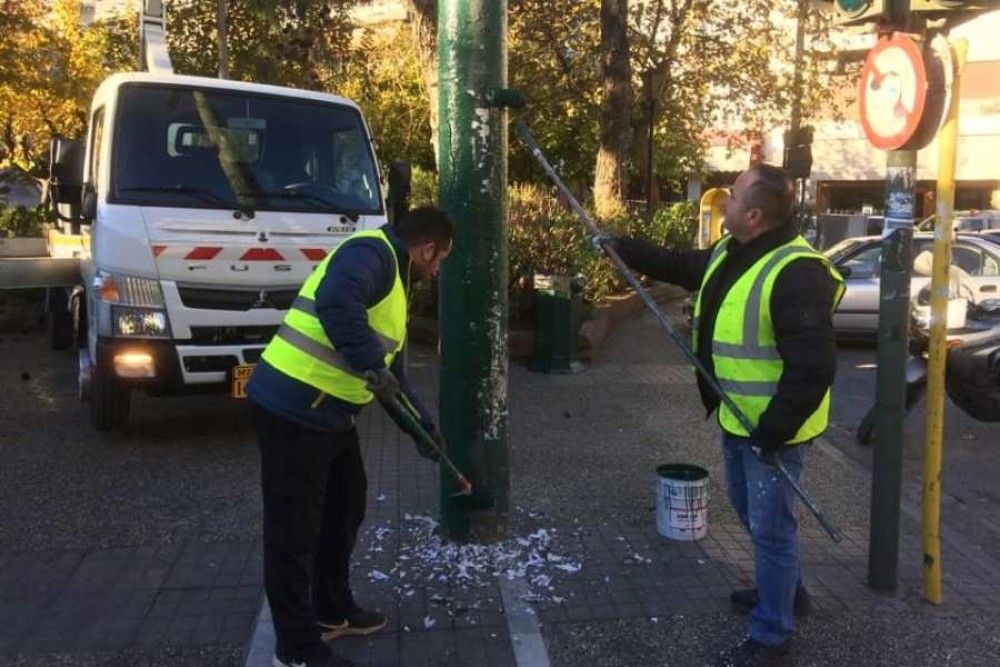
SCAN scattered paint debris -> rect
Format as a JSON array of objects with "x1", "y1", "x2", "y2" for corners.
[{"x1": 359, "y1": 514, "x2": 583, "y2": 622}]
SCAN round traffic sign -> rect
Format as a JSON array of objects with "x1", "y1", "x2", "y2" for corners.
[{"x1": 858, "y1": 33, "x2": 929, "y2": 151}]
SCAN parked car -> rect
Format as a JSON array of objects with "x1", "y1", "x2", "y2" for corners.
[{"x1": 826, "y1": 233, "x2": 1000, "y2": 336}]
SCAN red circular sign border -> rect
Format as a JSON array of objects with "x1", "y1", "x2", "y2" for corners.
[{"x1": 858, "y1": 33, "x2": 929, "y2": 151}]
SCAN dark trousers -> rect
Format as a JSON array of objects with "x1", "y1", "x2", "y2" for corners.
[{"x1": 253, "y1": 404, "x2": 367, "y2": 659}]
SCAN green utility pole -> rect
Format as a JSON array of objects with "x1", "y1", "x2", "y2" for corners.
[
  {"x1": 437, "y1": 0, "x2": 510, "y2": 540},
  {"x1": 868, "y1": 0, "x2": 914, "y2": 592}
]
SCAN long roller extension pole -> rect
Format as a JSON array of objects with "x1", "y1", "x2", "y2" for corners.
[{"x1": 516, "y1": 119, "x2": 842, "y2": 543}]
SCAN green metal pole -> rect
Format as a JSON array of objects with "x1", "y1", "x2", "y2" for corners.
[
  {"x1": 867, "y1": 0, "x2": 918, "y2": 593},
  {"x1": 868, "y1": 149, "x2": 916, "y2": 591},
  {"x1": 437, "y1": 0, "x2": 510, "y2": 540}
]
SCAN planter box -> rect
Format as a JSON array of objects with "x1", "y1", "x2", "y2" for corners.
[
  {"x1": 0, "y1": 237, "x2": 47, "y2": 258},
  {"x1": 407, "y1": 282, "x2": 688, "y2": 360}
]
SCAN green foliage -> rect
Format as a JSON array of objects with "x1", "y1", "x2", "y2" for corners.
[
  {"x1": 338, "y1": 24, "x2": 435, "y2": 173},
  {"x1": 644, "y1": 201, "x2": 697, "y2": 250},
  {"x1": 409, "y1": 165, "x2": 439, "y2": 208},
  {"x1": 508, "y1": 183, "x2": 628, "y2": 321},
  {"x1": 0, "y1": 0, "x2": 135, "y2": 175},
  {"x1": 0, "y1": 205, "x2": 51, "y2": 238},
  {"x1": 508, "y1": 0, "x2": 602, "y2": 191},
  {"x1": 167, "y1": 0, "x2": 356, "y2": 89}
]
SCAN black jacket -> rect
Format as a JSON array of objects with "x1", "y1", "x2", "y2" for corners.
[{"x1": 615, "y1": 224, "x2": 839, "y2": 448}]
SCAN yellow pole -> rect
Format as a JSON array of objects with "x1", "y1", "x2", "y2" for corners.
[
  {"x1": 923, "y1": 38, "x2": 967, "y2": 606},
  {"x1": 698, "y1": 188, "x2": 728, "y2": 249}
]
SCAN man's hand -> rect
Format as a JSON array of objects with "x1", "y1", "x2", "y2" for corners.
[
  {"x1": 750, "y1": 434, "x2": 781, "y2": 465},
  {"x1": 413, "y1": 425, "x2": 444, "y2": 462},
  {"x1": 589, "y1": 234, "x2": 617, "y2": 253},
  {"x1": 365, "y1": 367, "x2": 400, "y2": 403}
]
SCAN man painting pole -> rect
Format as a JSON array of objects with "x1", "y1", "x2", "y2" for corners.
[
  {"x1": 609, "y1": 165, "x2": 844, "y2": 665},
  {"x1": 245, "y1": 208, "x2": 454, "y2": 667}
]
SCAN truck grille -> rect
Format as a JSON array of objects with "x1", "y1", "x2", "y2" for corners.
[
  {"x1": 188, "y1": 326, "x2": 279, "y2": 346},
  {"x1": 177, "y1": 286, "x2": 298, "y2": 311}
]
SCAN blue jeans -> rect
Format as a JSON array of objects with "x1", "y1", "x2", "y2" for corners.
[{"x1": 721, "y1": 433, "x2": 806, "y2": 646}]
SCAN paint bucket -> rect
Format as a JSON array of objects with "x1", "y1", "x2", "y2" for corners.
[{"x1": 655, "y1": 463, "x2": 709, "y2": 541}]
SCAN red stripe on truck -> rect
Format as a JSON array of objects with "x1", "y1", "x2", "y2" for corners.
[
  {"x1": 301, "y1": 248, "x2": 327, "y2": 261},
  {"x1": 185, "y1": 247, "x2": 223, "y2": 260},
  {"x1": 240, "y1": 248, "x2": 284, "y2": 261}
]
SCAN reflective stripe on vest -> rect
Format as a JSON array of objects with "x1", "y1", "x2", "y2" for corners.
[
  {"x1": 260, "y1": 229, "x2": 407, "y2": 405},
  {"x1": 693, "y1": 235, "x2": 845, "y2": 443}
]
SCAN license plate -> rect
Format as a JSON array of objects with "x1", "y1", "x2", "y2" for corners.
[{"x1": 231, "y1": 364, "x2": 255, "y2": 399}]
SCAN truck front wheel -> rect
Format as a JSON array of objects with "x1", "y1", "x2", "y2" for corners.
[
  {"x1": 47, "y1": 288, "x2": 72, "y2": 351},
  {"x1": 90, "y1": 365, "x2": 131, "y2": 431}
]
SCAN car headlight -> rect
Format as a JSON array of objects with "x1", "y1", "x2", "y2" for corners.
[
  {"x1": 94, "y1": 270, "x2": 165, "y2": 307},
  {"x1": 113, "y1": 306, "x2": 170, "y2": 338}
]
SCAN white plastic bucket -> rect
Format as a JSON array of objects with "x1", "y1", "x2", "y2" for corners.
[{"x1": 655, "y1": 463, "x2": 709, "y2": 541}]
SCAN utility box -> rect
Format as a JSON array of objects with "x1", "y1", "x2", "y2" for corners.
[{"x1": 529, "y1": 274, "x2": 584, "y2": 374}]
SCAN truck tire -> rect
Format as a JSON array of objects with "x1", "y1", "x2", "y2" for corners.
[
  {"x1": 48, "y1": 289, "x2": 72, "y2": 351},
  {"x1": 90, "y1": 365, "x2": 131, "y2": 431}
]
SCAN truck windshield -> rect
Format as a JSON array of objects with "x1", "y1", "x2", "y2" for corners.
[{"x1": 111, "y1": 84, "x2": 382, "y2": 215}]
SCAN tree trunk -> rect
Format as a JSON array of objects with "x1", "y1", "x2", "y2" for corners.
[
  {"x1": 402, "y1": 0, "x2": 439, "y2": 169},
  {"x1": 593, "y1": 0, "x2": 633, "y2": 220},
  {"x1": 631, "y1": 66, "x2": 668, "y2": 213},
  {"x1": 217, "y1": 0, "x2": 228, "y2": 79}
]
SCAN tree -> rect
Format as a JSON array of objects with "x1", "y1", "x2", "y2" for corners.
[
  {"x1": 400, "y1": 0, "x2": 439, "y2": 167},
  {"x1": 628, "y1": 0, "x2": 841, "y2": 200},
  {"x1": 166, "y1": 0, "x2": 356, "y2": 89},
  {"x1": 593, "y1": 0, "x2": 633, "y2": 219},
  {"x1": 0, "y1": 0, "x2": 134, "y2": 175},
  {"x1": 338, "y1": 24, "x2": 435, "y2": 172}
]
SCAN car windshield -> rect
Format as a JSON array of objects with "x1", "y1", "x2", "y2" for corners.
[
  {"x1": 823, "y1": 238, "x2": 864, "y2": 263},
  {"x1": 111, "y1": 84, "x2": 381, "y2": 215}
]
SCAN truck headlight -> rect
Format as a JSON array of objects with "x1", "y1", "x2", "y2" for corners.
[
  {"x1": 113, "y1": 306, "x2": 170, "y2": 338},
  {"x1": 95, "y1": 270, "x2": 165, "y2": 307}
]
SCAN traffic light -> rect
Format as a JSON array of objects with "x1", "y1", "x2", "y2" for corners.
[
  {"x1": 783, "y1": 127, "x2": 814, "y2": 179},
  {"x1": 829, "y1": 0, "x2": 890, "y2": 26}
]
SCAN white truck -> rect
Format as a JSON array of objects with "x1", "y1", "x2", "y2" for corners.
[{"x1": 20, "y1": 1, "x2": 409, "y2": 430}]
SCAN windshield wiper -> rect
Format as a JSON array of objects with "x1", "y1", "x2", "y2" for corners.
[
  {"x1": 118, "y1": 186, "x2": 237, "y2": 208},
  {"x1": 246, "y1": 190, "x2": 363, "y2": 222}
]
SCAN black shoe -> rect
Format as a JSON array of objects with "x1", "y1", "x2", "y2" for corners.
[
  {"x1": 318, "y1": 604, "x2": 388, "y2": 640},
  {"x1": 730, "y1": 586, "x2": 810, "y2": 616},
  {"x1": 715, "y1": 635, "x2": 792, "y2": 667},
  {"x1": 273, "y1": 651, "x2": 357, "y2": 667},
  {"x1": 271, "y1": 654, "x2": 358, "y2": 667}
]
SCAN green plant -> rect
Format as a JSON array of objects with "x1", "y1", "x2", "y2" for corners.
[
  {"x1": 508, "y1": 183, "x2": 629, "y2": 321},
  {"x1": 640, "y1": 201, "x2": 698, "y2": 249},
  {"x1": 409, "y1": 165, "x2": 438, "y2": 207},
  {"x1": 0, "y1": 204, "x2": 49, "y2": 237}
]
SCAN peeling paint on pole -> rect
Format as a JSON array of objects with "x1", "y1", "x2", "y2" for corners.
[{"x1": 438, "y1": 0, "x2": 509, "y2": 540}]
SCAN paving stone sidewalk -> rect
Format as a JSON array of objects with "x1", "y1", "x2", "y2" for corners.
[
  {"x1": 319, "y1": 305, "x2": 1000, "y2": 666},
  {"x1": 4, "y1": 302, "x2": 1000, "y2": 666}
]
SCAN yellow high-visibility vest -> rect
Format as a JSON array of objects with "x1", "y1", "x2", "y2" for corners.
[
  {"x1": 260, "y1": 229, "x2": 407, "y2": 405},
  {"x1": 693, "y1": 235, "x2": 845, "y2": 443}
]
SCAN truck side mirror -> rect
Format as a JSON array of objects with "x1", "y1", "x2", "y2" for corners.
[
  {"x1": 387, "y1": 161, "x2": 412, "y2": 225},
  {"x1": 81, "y1": 184, "x2": 97, "y2": 222},
  {"x1": 49, "y1": 137, "x2": 84, "y2": 204}
]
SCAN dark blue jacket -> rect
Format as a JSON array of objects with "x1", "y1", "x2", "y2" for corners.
[{"x1": 247, "y1": 224, "x2": 434, "y2": 434}]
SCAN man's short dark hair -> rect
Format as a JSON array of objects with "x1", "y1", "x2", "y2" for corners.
[
  {"x1": 744, "y1": 164, "x2": 794, "y2": 227},
  {"x1": 395, "y1": 206, "x2": 454, "y2": 249}
]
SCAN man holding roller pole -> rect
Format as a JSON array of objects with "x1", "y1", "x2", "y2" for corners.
[
  {"x1": 246, "y1": 207, "x2": 453, "y2": 667},
  {"x1": 608, "y1": 164, "x2": 843, "y2": 665}
]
